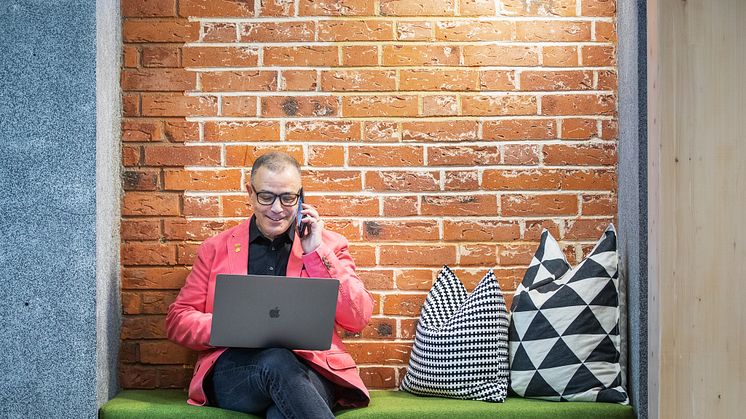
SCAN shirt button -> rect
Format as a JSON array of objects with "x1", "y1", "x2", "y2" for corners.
[{"x1": 268, "y1": 266, "x2": 274, "y2": 271}]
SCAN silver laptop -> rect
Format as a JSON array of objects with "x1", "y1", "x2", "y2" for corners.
[{"x1": 210, "y1": 274, "x2": 340, "y2": 350}]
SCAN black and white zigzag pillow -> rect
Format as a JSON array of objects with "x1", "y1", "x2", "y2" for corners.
[
  {"x1": 509, "y1": 225, "x2": 629, "y2": 404},
  {"x1": 400, "y1": 266, "x2": 510, "y2": 402}
]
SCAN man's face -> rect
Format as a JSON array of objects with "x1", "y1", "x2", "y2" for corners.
[{"x1": 249, "y1": 166, "x2": 302, "y2": 240}]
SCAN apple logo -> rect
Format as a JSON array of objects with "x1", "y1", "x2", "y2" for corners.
[{"x1": 269, "y1": 306, "x2": 280, "y2": 318}]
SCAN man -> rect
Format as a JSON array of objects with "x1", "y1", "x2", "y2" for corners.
[{"x1": 166, "y1": 152, "x2": 374, "y2": 418}]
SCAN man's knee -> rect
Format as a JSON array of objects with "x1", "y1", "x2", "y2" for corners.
[{"x1": 255, "y1": 348, "x2": 302, "y2": 375}]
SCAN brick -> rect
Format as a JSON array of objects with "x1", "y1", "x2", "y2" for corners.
[
  {"x1": 122, "y1": 0, "x2": 176, "y2": 17},
  {"x1": 344, "y1": 317, "x2": 398, "y2": 340},
  {"x1": 561, "y1": 118, "x2": 598, "y2": 139},
  {"x1": 428, "y1": 145, "x2": 499, "y2": 166},
  {"x1": 395, "y1": 270, "x2": 433, "y2": 291},
  {"x1": 601, "y1": 119, "x2": 618, "y2": 140},
  {"x1": 400, "y1": 318, "x2": 418, "y2": 339},
  {"x1": 304, "y1": 195, "x2": 379, "y2": 217},
  {"x1": 542, "y1": 94, "x2": 615, "y2": 116},
  {"x1": 122, "y1": 145, "x2": 141, "y2": 166},
  {"x1": 501, "y1": 194, "x2": 578, "y2": 216},
  {"x1": 383, "y1": 293, "x2": 427, "y2": 316},
  {"x1": 443, "y1": 220, "x2": 520, "y2": 241},
  {"x1": 264, "y1": 46, "x2": 338, "y2": 66},
  {"x1": 301, "y1": 170, "x2": 362, "y2": 192},
  {"x1": 123, "y1": 93, "x2": 140, "y2": 116},
  {"x1": 359, "y1": 366, "x2": 397, "y2": 388},
  {"x1": 421, "y1": 194, "x2": 497, "y2": 216},
  {"x1": 524, "y1": 219, "x2": 561, "y2": 240},
  {"x1": 178, "y1": 0, "x2": 254, "y2": 17},
  {"x1": 122, "y1": 120, "x2": 162, "y2": 142},
  {"x1": 298, "y1": 0, "x2": 374, "y2": 16},
  {"x1": 122, "y1": 69, "x2": 194, "y2": 92},
  {"x1": 260, "y1": 0, "x2": 294, "y2": 16},
  {"x1": 163, "y1": 219, "x2": 233, "y2": 240},
  {"x1": 520, "y1": 70, "x2": 593, "y2": 91},
  {"x1": 479, "y1": 70, "x2": 517, "y2": 90},
  {"x1": 164, "y1": 121, "x2": 200, "y2": 142},
  {"x1": 444, "y1": 170, "x2": 479, "y2": 191},
  {"x1": 280, "y1": 70, "x2": 318, "y2": 91},
  {"x1": 459, "y1": 0, "x2": 497, "y2": 15},
  {"x1": 596, "y1": 21, "x2": 617, "y2": 43},
  {"x1": 435, "y1": 20, "x2": 512, "y2": 41},
  {"x1": 516, "y1": 21, "x2": 591, "y2": 42},
  {"x1": 498, "y1": 243, "x2": 536, "y2": 266},
  {"x1": 582, "y1": 0, "x2": 616, "y2": 16},
  {"x1": 396, "y1": 22, "x2": 433, "y2": 41},
  {"x1": 402, "y1": 121, "x2": 479, "y2": 142},
  {"x1": 461, "y1": 95, "x2": 537, "y2": 116},
  {"x1": 123, "y1": 192, "x2": 180, "y2": 216},
  {"x1": 308, "y1": 145, "x2": 345, "y2": 167},
  {"x1": 141, "y1": 93, "x2": 217, "y2": 117},
  {"x1": 241, "y1": 22, "x2": 315, "y2": 42},
  {"x1": 382, "y1": 45, "x2": 459, "y2": 66},
  {"x1": 582, "y1": 45, "x2": 616, "y2": 66},
  {"x1": 182, "y1": 195, "x2": 220, "y2": 217},
  {"x1": 597, "y1": 70, "x2": 618, "y2": 91},
  {"x1": 261, "y1": 96, "x2": 339, "y2": 117},
  {"x1": 318, "y1": 21, "x2": 394, "y2": 41},
  {"x1": 363, "y1": 122, "x2": 400, "y2": 143},
  {"x1": 320, "y1": 70, "x2": 396, "y2": 92},
  {"x1": 202, "y1": 22, "x2": 237, "y2": 42},
  {"x1": 399, "y1": 69, "x2": 479, "y2": 91},
  {"x1": 500, "y1": 0, "x2": 577, "y2": 16},
  {"x1": 422, "y1": 95, "x2": 459, "y2": 116},
  {"x1": 459, "y1": 244, "x2": 497, "y2": 265},
  {"x1": 122, "y1": 242, "x2": 177, "y2": 266},
  {"x1": 341, "y1": 45, "x2": 379, "y2": 66},
  {"x1": 140, "y1": 340, "x2": 194, "y2": 364},
  {"x1": 156, "y1": 366, "x2": 192, "y2": 388},
  {"x1": 357, "y1": 269, "x2": 394, "y2": 290},
  {"x1": 121, "y1": 267, "x2": 191, "y2": 292},
  {"x1": 363, "y1": 220, "x2": 438, "y2": 241},
  {"x1": 141, "y1": 46, "x2": 180, "y2": 68},
  {"x1": 123, "y1": 46, "x2": 139, "y2": 68},
  {"x1": 119, "y1": 341, "x2": 139, "y2": 363},
  {"x1": 543, "y1": 143, "x2": 617, "y2": 166},
  {"x1": 348, "y1": 146, "x2": 423, "y2": 167},
  {"x1": 123, "y1": 19, "x2": 199, "y2": 43},
  {"x1": 123, "y1": 170, "x2": 159, "y2": 191},
  {"x1": 120, "y1": 364, "x2": 157, "y2": 388},
  {"x1": 204, "y1": 121, "x2": 280, "y2": 142},
  {"x1": 177, "y1": 243, "x2": 201, "y2": 264},
  {"x1": 183, "y1": 47, "x2": 259, "y2": 67},
  {"x1": 380, "y1": 245, "x2": 456, "y2": 268},
  {"x1": 483, "y1": 119, "x2": 556, "y2": 140},
  {"x1": 163, "y1": 169, "x2": 243, "y2": 191},
  {"x1": 323, "y1": 219, "x2": 361, "y2": 239},
  {"x1": 366, "y1": 170, "x2": 439, "y2": 192},
  {"x1": 483, "y1": 169, "x2": 562, "y2": 191},
  {"x1": 201, "y1": 71, "x2": 277, "y2": 92},
  {"x1": 286, "y1": 121, "x2": 360, "y2": 142},
  {"x1": 503, "y1": 144, "x2": 541, "y2": 165},
  {"x1": 122, "y1": 291, "x2": 142, "y2": 314},
  {"x1": 222, "y1": 195, "x2": 252, "y2": 217},
  {"x1": 222, "y1": 96, "x2": 258, "y2": 117},
  {"x1": 121, "y1": 220, "x2": 161, "y2": 240},
  {"x1": 141, "y1": 291, "x2": 178, "y2": 314},
  {"x1": 380, "y1": 0, "x2": 455, "y2": 16},
  {"x1": 561, "y1": 169, "x2": 616, "y2": 190},
  {"x1": 463, "y1": 45, "x2": 539, "y2": 66},
  {"x1": 345, "y1": 342, "x2": 411, "y2": 364},
  {"x1": 581, "y1": 194, "x2": 617, "y2": 215},
  {"x1": 565, "y1": 218, "x2": 616, "y2": 240},
  {"x1": 348, "y1": 245, "x2": 378, "y2": 266},
  {"x1": 382, "y1": 196, "x2": 418, "y2": 216},
  {"x1": 343, "y1": 96, "x2": 418, "y2": 117},
  {"x1": 542, "y1": 46, "x2": 579, "y2": 67}
]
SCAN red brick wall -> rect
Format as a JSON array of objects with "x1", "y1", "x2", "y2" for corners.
[{"x1": 120, "y1": 0, "x2": 618, "y2": 389}]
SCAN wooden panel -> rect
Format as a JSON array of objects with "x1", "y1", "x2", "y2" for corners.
[{"x1": 649, "y1": 0, "x2": 746, "y2": 418}]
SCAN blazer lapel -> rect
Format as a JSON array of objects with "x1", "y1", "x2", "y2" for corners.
[{"x1": 227, "y1": 219, "x2": 250, "y2": 274}]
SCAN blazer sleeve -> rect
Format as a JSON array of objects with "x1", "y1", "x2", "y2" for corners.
[
  {"x1": 166, "y1": 240, "x2": 215, "y2": 352},
  {"x1": 302, "y1": 234, "x2": 374, "y2": 333}
]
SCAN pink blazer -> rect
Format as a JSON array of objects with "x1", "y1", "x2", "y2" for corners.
[{"x1": 166, "y1": 219, "x2": 375, "y2": 407}]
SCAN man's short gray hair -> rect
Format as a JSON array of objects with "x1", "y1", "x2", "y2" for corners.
[{"x1": 249, "y1": 152, "x2": 301, "y2": 183}]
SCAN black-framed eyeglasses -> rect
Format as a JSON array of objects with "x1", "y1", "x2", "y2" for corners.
[{"x1": 251, "y1": 185, "x2": 301, "y2": 207}]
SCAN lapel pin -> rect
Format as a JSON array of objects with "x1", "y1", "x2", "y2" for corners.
[{"x1": 234, "y1": 243, "x2": 241, "y2": 253}]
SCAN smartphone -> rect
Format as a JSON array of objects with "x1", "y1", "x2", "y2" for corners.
[{"x1": 296, "y1": 189, "x2": 309, "y2": 238}]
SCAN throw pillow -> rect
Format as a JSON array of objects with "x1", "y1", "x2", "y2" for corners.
[
  {"x1": 400, "y1": 266, "x2": 510, "y2": 402},
  {"x1": 509, "y1": 225, "x2": 629, "y2": 404}
]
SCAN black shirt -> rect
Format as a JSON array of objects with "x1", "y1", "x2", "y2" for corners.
[{"x1": 248, "y1": 216, "x2": 294, "y2": 276}]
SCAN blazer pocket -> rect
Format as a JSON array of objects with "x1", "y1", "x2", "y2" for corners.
[{"x1": 326, "y1": 352, "x2": 357, "y2": 371}]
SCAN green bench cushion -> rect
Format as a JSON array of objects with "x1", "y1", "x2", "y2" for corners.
[{"x1": 100, "y1": 389, "x2": 635, "y2": 419}]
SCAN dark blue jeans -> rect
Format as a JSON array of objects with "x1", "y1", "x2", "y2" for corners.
[{"x1": 207, "y1": 347, "x2": 336, "y2": 419}]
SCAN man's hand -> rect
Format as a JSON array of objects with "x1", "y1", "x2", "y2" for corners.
[{"x1": 299, "y1": 203, "x2": 324, "y2": 254}]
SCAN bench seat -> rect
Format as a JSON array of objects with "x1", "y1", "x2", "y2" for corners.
[{"x1": 100, "y1": 389, "x2": 635, "y2": 419}]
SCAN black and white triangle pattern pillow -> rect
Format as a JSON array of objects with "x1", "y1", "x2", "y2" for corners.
[
  {"x1": 400, "y1": 266, "x2": 510, "y2": 402},
  {"x1": 510, "y1": 229, "x2": 571, "y2": 312},
  {"x1": 509, "y1": 225, "x2": 629, "y2": 404}
]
